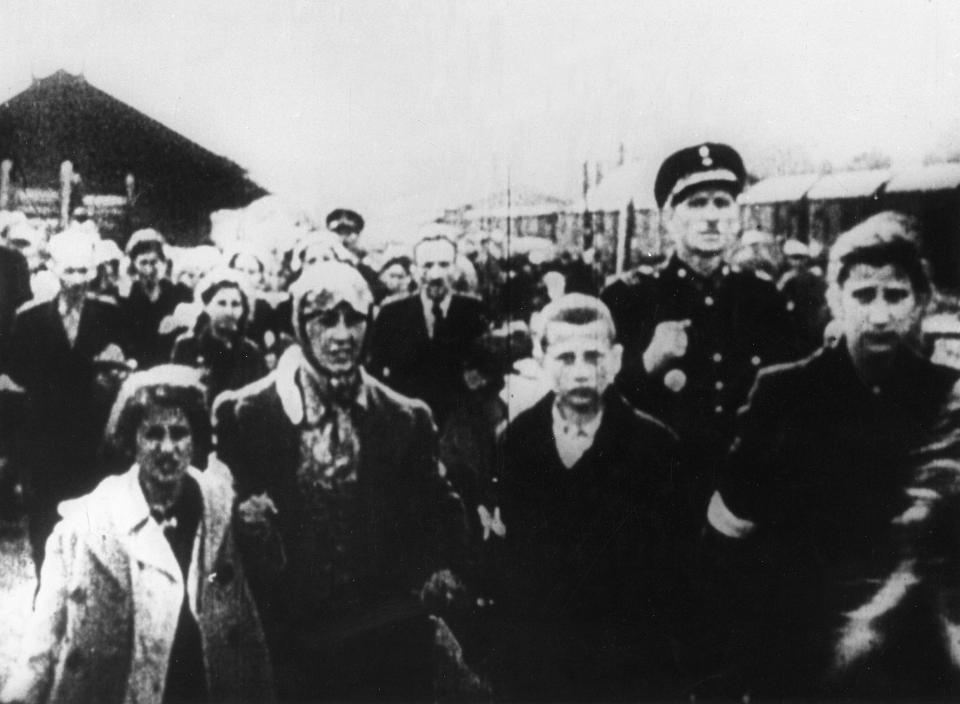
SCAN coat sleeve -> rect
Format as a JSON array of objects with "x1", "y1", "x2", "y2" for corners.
[
  {"x1": 407, "y1": 403, "x2": 469, "y2": 583},
  {"x1": 1, "y1": 522, "x2": 72, "y2": 704}
]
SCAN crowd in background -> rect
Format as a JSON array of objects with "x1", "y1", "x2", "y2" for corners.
[{"x1": 1, "y1": 141, "x2": 959, "y2": 703}]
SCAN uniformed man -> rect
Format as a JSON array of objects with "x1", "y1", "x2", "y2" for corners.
[
  {"x1": 601, "y1": 143, "x2": 796, "y2": 519},
  {"x1": 326, "y1": 207, "x2": 382, "y2": 295}
]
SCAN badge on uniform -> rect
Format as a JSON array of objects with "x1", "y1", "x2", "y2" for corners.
[{"x1": 664, "y1": 368, "x2": 687, "y2": 392}]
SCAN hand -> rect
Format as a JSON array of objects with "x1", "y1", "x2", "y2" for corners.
[{"x1": 643, "y1": 319, "x2": 691, "y2": 374}]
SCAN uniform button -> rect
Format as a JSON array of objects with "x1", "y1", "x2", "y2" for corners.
[
  {"x1": 678, "y1": 268, "x2": 687, "y2": 278},
  {"x1": 715, "y1": 381, "x2": 724, "y2": 390},
  {"x1": 712, "y1": 352, "x2": 723, "y2": 363},
  {"x1": 786, "y1": 300, "x2": 795, "y2": 312},
  {"x1": 714, "y1": 405, "x2": 723, "y2": 414},
  {"x1": 722, "y1": 266, "x2": 730, "y2": 276},
  {"x1": 704, "y1": 296, "x2": 714, "y2": 307},
  {"x1": 751, "y1": 355, "x2": 761, "y2": 366}
]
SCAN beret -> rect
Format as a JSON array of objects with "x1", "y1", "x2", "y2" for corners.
[
  {"x1": 654, "y1": 142, "x2": 746, "y2": 209},
  {"x1": 326, "y1": 208, "x2": 365, "y2": 234}
]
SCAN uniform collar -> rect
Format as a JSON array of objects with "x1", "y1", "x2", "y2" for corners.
[{"x1": 668, "y1": 252, "x2": 730, "y2": 286}]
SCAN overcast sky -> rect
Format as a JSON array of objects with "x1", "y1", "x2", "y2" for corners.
[{"x1": 1, "y1": 0, "x2": 959, "y2": 230}]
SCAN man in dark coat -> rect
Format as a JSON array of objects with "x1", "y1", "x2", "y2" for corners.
[
  {"x1": 214, "y1": 262, "x2": 472, "y2": 702},
  {"x1": 601, "y1": 143, "x2": 796, "y2": 520},
  {"x1": 7, "y1": 233, "x2": 130, "y2": 569},
  {"x1": 0, "y1": 230, "x2": 31, "y2": 522},
  {"x1": 367, "y1": 234, "x2": 489, "y2": 426},
  {"x1": 705, "y1": 212, "x2": 960, "y2": 699},
  {"x1": 0, "y1": 226, "x2": 31, "y2": 364},
  {"x1": 481, "y1": 293, "x2": 687, "y2": 701}
]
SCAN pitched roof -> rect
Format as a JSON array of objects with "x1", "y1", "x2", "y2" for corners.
[{"x1": 0, "y1": 70, "x2": 267, "y2": 242}]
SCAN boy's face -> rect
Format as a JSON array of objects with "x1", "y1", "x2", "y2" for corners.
[{"x1": 541, "y1": 320, "x2": 621, "y2": 412}]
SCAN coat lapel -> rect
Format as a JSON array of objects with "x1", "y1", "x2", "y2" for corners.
[{"x1": 112, "y1": 467, "x2": 182, "y2": 584}]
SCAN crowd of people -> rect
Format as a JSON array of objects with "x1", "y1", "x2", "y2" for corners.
[{"x1": 0, "y1": 141, "x2": 958, "y2": 702}]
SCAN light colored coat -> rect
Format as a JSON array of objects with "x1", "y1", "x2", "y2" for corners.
[{"x1": 0, "y1": 464, "x2": 275, "y2": 704}]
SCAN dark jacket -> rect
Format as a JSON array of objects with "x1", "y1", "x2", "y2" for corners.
[
  {"x1": 485, "y1": 390, "x2": 687, "y2": 700},
  {"x1": 0, "y1": 245, "x2": 31, "y2": 368},
  {"x1": 366, "y1": 292, "x2": 488, "y2": 425},
  {"x1": 602, "y1": 254, "x2": 797, "y2": 509},
  {"x1": 213, "y1": 349, "x2": 469, "y2": 611},
  {"x1": 8, "y1": 295, "x2": 129, "y2": 507},
  {"x1": 120, "y1": 278, "x2": 192, "y2": 369},
  {"x1": 711, "y1": 342, "x2": 960, "y2": 698},
  {"x1": 171, "y1": 329, "x2": 268, "y2": 403}
]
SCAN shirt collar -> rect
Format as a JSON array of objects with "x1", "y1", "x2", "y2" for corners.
[
  {"x1": 57, "y1": 293, "x2": 84, "y2": 316},
  {"x1": 421, "y1": 290, "x2": 452, "y2": 317},
  {"x1": 551, "y1": 399, "x2": 604, "y2": 441}
]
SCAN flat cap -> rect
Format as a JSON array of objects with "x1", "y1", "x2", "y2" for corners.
[
  {"x1": 654, "y1": 142, "x2": 746, "y2": 209},
  {"x1": 326, "y1": 208, "x2": 365, "y2": 234}
]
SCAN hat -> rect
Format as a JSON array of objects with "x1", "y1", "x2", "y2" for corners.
[
  {"x1": 654, "y1": 142, "x2": 746, "y2": 209},
  {"x1": 326, "y1": 208, "x2": 365, "y2": 235},
  {"x1": 783, "y1": 239, "x2": 810, "y2": 257},
  {"x1": 125, "y1": 228, "x2": 167, "y2": 259},
  {"x1": 94, "y1": 238, "x2": 124, "y2": 265},
  {"x1": 289, "y1": 262, "x2": 373, "y2": 324},
  {"x1": 740, "y1": 229, "x2": 774, "y2": 247}
]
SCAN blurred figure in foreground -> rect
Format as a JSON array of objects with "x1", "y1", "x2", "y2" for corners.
[{"x1": 706, "y1": 211, "x2": 960, "y2": 699}]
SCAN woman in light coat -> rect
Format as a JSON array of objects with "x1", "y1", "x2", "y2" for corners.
[{"x1": 1, "y1": 365, "x2": 275, "y2": 704}]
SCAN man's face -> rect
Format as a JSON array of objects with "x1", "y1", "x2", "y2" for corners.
[
  {"x1": 665, "y1": 187, "x2": 739, "y2": 258},
  {"x1": 51, "y1": 247, "x2": 94, "y2": 295},
  {"x1": 133, "y1": 251, "x2": 162, "y2": 286},
  {"x1": 416, "y1": 239, "x2": 456, "y2": 301},
  {"x1": 206, "y1": 286, "x2": 244, "y2": 338},
  {"x1": 832, "y1": 263, "x2": 921, "y2": 369},
  {"x1": 541, "y1": 320, "x2": 622, "y2": 413},
  {"x1": 301, "y1": 298, "x2": 367, "y2": 375},
  {"x1": 136, "y1": 404, "x2": 193, "y2": 490}
]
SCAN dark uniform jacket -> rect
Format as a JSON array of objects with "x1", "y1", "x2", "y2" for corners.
[
  {"x1": 602, "y1": 253, "x2": 796, "y2": 509},
  {"x1": 485, "y1": 390, "x2": 687, "y2": 700},
  {"x1": 712, "y1": 342, "x2": 960, "y2": 698},
  {"x1": 366, "y1": 292, "x2": 488, "y2": 426}
]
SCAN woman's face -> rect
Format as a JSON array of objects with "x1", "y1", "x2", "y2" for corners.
[
  {"x1": 379, "y1": 263, "x2": 411, "y2": 295},
  {"x1": 231, "y1": 253, "x2": 265, "y2": 290},
  {"x1": 136, "y1": 404, "x2": 193, "y2": 489},
  {"x1": 206, "y1": 285, "x2": 245, "y2": 337}
]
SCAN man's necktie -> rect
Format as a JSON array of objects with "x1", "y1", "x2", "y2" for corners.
[{"x1": 432, "y1": 302, "x2": 444, "y2": 339}]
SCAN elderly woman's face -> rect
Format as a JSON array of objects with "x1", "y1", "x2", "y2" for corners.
[{"x1": 136, "y1": 404, "x2": 193, "y2": 488}]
